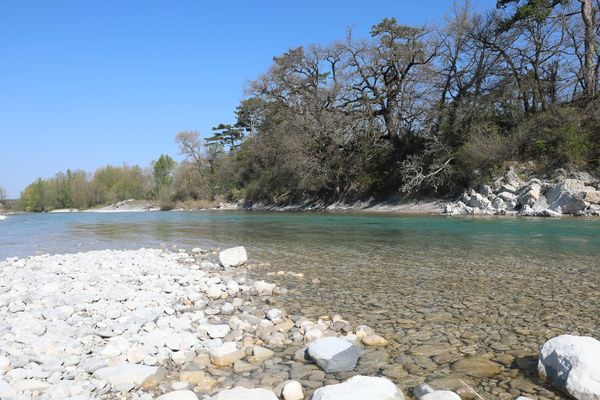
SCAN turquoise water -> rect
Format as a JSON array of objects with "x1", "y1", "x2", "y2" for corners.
[{"x1": 1, "y1": 211, "x2": 599, "y2": 261}]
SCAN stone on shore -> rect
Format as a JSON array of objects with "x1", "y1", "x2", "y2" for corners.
[
  {"x1": 421, "y1": 391, "x2": 461, "y2": 400},
  {"x1": 209, "y1": 386, "x2": 278, "y2": 400},
  {"x1": 312, "y1": 375, "x2": 404, "y2": 400},
  {"x1": 156, "y1": 390, "x2": 199, "y2": 400},
  {"x1": 538, "y1": 335, "x2": 600, "y2": 400},
  {"x1": 219, "y1": 246, "x2": 248, "y2": 267},
  {"x1": 247, "y1": 345, "x2": 275, "y2": 364},
  {"x1": 0, "y1": 380, "x2": 16, "y2": 400},
  {"x1": 92, "y1": 363, "x2": 165, "y2": 386},
  {"x1": 307, "y1": 337, "x2": 362, "y2": 373},
  {"x1": 253, "y1": 280, "x2": 276, "y2": 295},
  {"x1": 413, "y1": 383, "x2": 434, "y2": 398},
  {"x1": 451, "y1": 357, "x2": 502, "y2": 378},
  {"x1": 362, "y1": 334, "x2": 389, "y2": 346},
  {"x1": 210, "y1": 341, "x2": 245, "y2": 367},
  {"x1": 282, "y1": 380, "x2": 304, "y2": 400}
]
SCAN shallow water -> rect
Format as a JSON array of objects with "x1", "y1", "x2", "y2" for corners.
[
  {"x1": 1, "y1": 210, "x2": 599, "y2": 260},
  {"x1": 1, "y1": 211, "x2": 599, "y2": 398}
]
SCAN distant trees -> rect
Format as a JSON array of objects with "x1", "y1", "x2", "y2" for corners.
[
  {"x1": 19, "y1": 165, "x2": 154, "y2": 212},
  {"x1": 0, "y1": 186, "x2": 6, "y2": 203}
]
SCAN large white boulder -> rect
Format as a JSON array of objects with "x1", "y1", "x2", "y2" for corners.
[
  {"x1": 518, "y1": 182, "x2": 542, "y2": 208},
  {"x1": 545, "y1": 179, "x2": 597, "y2": 214},
  {"x1": 467, "y1": 193, "x2": 491, "y2": 209},
  {"x1": 312, "y1": 375, "x2": 404, "y2": 400},
  {"x1": 219, "y1": 246, "x2": 248, "y2": 267},
  {"x1": 92, "y1": 363, "x2": 164, "y2": 386},
  {"x1": 209, "y1": 387, "x2": 278, "y2": 400},
  {"x1": 538, "y1": 335, "x2": 600, "y2": 400},
  {"x1": 307, "y1": 337, "x2": 362, "y2": 373}
]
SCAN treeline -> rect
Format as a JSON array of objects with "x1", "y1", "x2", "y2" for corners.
[
  {"x1": 172, "y1": 0, "x2": 600, "y2": 205},
  {"x1": 19, "y1": 158, "x2": 178, "y2": 212},
  {"x1": 19, "y1": 1, "x2": 600, "y2": 210}
]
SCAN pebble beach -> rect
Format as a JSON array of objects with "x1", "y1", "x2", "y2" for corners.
[{"x1": 0, "y1": 246, "x2": 598, "y2": 400}]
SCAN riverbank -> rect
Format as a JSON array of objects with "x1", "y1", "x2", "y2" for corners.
[
  {"x1": 0, "y1": 248, "x2": 402, "y2": 400},
  {"x1": 0, "y1": 246, "x2": 597, "y2": 399}
]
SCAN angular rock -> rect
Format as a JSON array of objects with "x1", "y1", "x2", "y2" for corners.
[
  {"x1": 210, "y1": 341, "x2": 245, "y2": 367},
  {"x1": 0, "y1": 380, "x2": 16, "y2": 400},
  {"x1": 498, "y1": 191, "x2": 518, "y2": 202},
  {"x1": 248, "y1": 346, "x2": 274, "y2": 364},
  {"x1": 518, "y1": 183, "x2": 541, "y2": 208},
  {"x1": 219, "y1": 246, "x2": 248, "y2": 267},
  {"x1": 92, "y1": 363, "x2": 165, "y2": 387},
  {"x1": 468, "y1": 193, "x2": 491, "y2": 209},
  {"x1": 307, "y1": 337, "x2": 362, "y2": 373},
  {"x1": 207, "y1": 324, "x2": 231, "y2": 339},
  {"x1": 312, "y1": 375, "x2": 404, "y2": 400},
  {"x1": 282, "y1": 380, "x2": 304, "y2": 400},
  {"x1": 12, "y1": 379, "x2": 50, "y2": 393},
  {"x1": 413, "y1": 383, "x2": 435, "y2": 399},
  {"x1": 538, "y1": 335, "x2": 600, "y2": 400},
  {"x1": 545, "y1": 179, "x2": 597, "y2": 214}
]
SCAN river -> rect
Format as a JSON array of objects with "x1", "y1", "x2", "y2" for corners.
[{"x1": 1, "y1": 211, "x2": 599, "y2": 398}]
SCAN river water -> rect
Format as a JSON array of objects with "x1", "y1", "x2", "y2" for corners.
[{"x1": 1, "y1": 211, "x2": 599, "y2": 398}]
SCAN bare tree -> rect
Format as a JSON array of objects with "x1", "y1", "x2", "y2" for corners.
[{"x1": 175, "y1": 131, "x2": 204, "y2": 174}]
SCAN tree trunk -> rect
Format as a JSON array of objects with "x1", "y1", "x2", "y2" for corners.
[{"x1": 581, "y1": 0, "x2": 596, "y2": 98}]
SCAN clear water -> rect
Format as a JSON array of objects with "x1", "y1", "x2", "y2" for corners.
[{"x1": 1, "y1": 211, "x2": 599, "y2": 261}]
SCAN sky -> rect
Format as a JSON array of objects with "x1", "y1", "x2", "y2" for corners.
[{"x1": 0, "y1": 0, "x2": 497, "y2": 198}]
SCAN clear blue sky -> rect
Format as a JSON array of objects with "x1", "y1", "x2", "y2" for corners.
[{"x1": 0, "y1": 0, "x2": 496, "y2": 198}]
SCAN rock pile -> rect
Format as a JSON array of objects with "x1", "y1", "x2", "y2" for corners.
[{"x1": 444, "y1": 167, "x2": 600, "y2": 217}]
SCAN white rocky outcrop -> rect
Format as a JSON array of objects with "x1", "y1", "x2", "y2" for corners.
[
  {"x1": 538, "y1": 335, "x2": 600, "y2": 400},
  {"x1": 219, "y1": 246, "x2": 248, "y2": 267},
  {"x1": 444, "y1": 166, "x2": 600, "y2": 217},
  {"x1": 312, "y1": 375, "x2": 405, "y2": 400}
]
